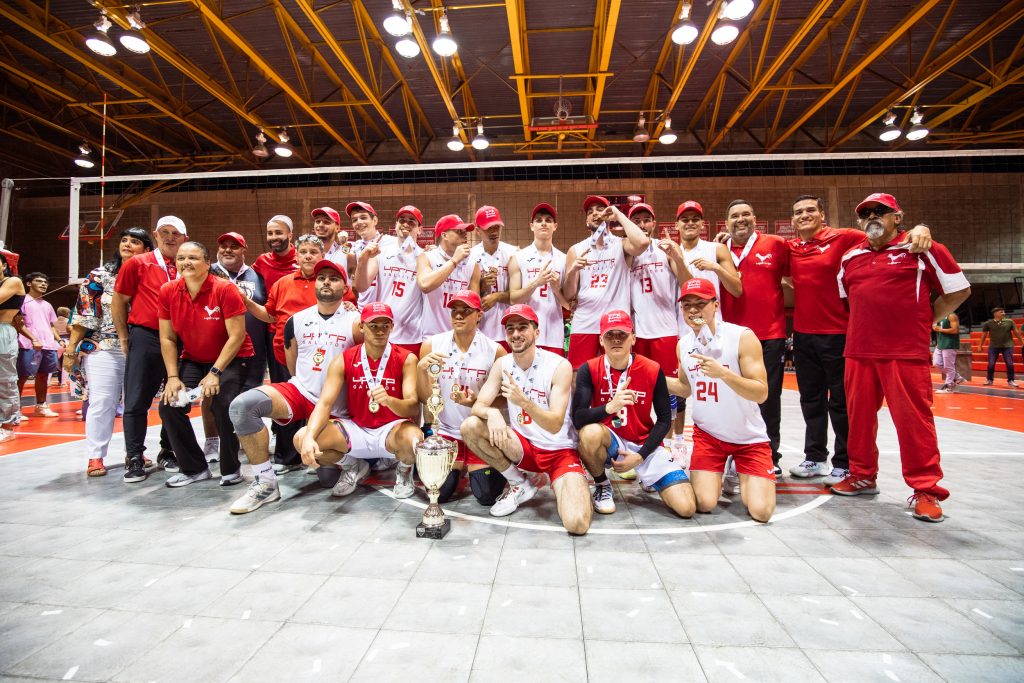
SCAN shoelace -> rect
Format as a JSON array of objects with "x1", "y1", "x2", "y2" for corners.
[
  {"x1": 595, "y1": 484, "x2": 612, "y2": 501},
  {"x1": 907, "y1": 492, "x2": 935, "y2": 506}
]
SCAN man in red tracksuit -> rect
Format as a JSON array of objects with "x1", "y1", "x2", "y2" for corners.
[{"x1": 831, "y1": 193, "x2": 970, "y2": 523}]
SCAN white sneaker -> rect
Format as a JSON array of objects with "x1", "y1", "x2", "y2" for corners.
[
  {"x1": 789, "y1": 460, "x2": 829, "y2": 478},
  {"x1": 33, "y1": 404, "x2": 58, "y2": 417},
  {"x1": 723, "y1": 456, "x2": 741, "y2": 496},
  {"x1": 370, "y1": 457, "x2": 398, "y2": 472},
  {"x1": 0, "y1": 427, "x2": 14, "y2": 443},
  {"x1": 489, "y1": 477, "x2": 538, "y2": 517},
  {"x1": 393, "y1": 462, "x2": 416, "y2": 499},
  {"x1": 640, "y1": 483, "x2": 657, "y2": 493},
  {"x1": 823, "y1": 467, "x2": 850, "y2": 486},
  {"x1": 1010, "y1": 380, "x2": 1020, "y2": 388},
  {"x1": 592, "y1": 481, "x2": 616, "y2": 514},
  {"x1": 219, "y1": 471, "x2": 244, "y2": 487},
  {"x1": 230, "y1": 478, "x2": 281, "y2": 514},
  {"x1": 331, "y1": 457, "x2": 370, "y2": 497},
  {"x1": 203, "y1": 437, "x2": 220, "y2": 463},
  {"x1": 165, "y1": 469, "x2": 212, "y2": 488}
]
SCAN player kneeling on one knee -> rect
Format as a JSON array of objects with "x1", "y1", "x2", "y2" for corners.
[
  {"x1": 460, "y1": 304, "x2": 592, "y2": 534},
  {"x1": 670, "y1": 279, "x2": 776, "y2": 523},
  {"x1": 573, "y1": 311, "x2": 695, "y2": 518}
]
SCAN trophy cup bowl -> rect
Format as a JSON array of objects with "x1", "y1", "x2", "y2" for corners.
[{"x1": 415, "y1": 435, "x2": 456, "y2": 539}]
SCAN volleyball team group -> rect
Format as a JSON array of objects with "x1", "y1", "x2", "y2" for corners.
[{"x1": 0, "y1": 190, "x2": 971, "y2": 532}]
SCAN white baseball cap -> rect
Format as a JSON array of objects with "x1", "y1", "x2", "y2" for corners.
[{"x1": 156, "y1": 215, "x2": 187, "y2": 235}]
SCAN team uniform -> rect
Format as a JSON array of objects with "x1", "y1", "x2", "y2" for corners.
[
  {"x1": 568, "y1": 235, "x2": 630, "y2": 367},
  {"x1": 351, "y1": 233, "x2": 398, "y2": 308},
  {"x1": 334, "y1": 342, "x2": 412, "y2": 460},
  {"x1": 629, "y1": 242, "x2": 681, "y2": 372},
  {"x1": 502, "y1": 349, "x2": 582, "y2": 482},
  {"x1": 421, "y1": 249, "x2": 475, "y2": 337},
  {"x1": 470, "y1": 241, "x2": 518, "y2": 344},
  {"x1": 679, "y1": 239, "x2": 722, "y2": 331},
  {"x1": 680, "y1": 321, "x2": 775, "y2": 480},
  {"x1": 515, "y1": 243, "x2": 567, "y2": 355},
  {"x1": 377, "y1": 241, "x2": 424, "y2": 354},
  {"x1": 429, "y1": 330, "x2": 499, "y2": 466},
  {"x1": 837, "y1": 238, "x2": 968, "y2": 500}
]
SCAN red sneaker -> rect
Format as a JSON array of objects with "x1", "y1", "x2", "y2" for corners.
[
  {"x1": 830, "y1": 475, "x2": 879, "y2": 496},
  {"x1": 909, "y1": 492, "x2": 943, "y2": 522}
]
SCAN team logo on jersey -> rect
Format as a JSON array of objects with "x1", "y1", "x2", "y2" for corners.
[
  {"x1": 311, "y1": 348, "x2": 326, "y2": 371},
  {"x1": 754, "y1": 253, "x2": 772, "y2": 265},
  {"x1": 817, "y1": 244, "x2": 831, "y2": 254},
  {"x1": 202, "y1": 305, "x2": 221, "y2": 320},
  {"x1": 887, "y1": 253, "x2": 907, "y2": 264}
]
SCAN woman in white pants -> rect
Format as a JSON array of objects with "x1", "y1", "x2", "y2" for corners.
[{"x1": 65, "y1": 228, "x2": 153, "y2": 476}]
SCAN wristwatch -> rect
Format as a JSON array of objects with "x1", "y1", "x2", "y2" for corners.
[{"x1": 210, "y1": 366, "x2": 223, "y2": 377}]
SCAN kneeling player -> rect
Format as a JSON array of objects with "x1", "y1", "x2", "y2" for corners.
[
  {"x1": 573, "y1": 311, "x2": 694, "y2": 517},
  {"x1": 297, "y1": 302, "x2": 423, "y2": 499},
  {"x1": 460, "y1": 304, "x2": 592, "y2": 534},
  {"x1": 675, "y1": 279, "x2": 775, "y2": 523}
]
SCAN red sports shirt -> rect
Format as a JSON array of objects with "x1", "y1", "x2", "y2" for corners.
[
  {"x1": 584, "y1": 353, "x2": 660, "y2": 444},
  {"x1": 266, "y1": 271, "x2": 318, "y2": 365},
  {"x1": 253, "y1": 247, "x2": 298, "y2": 292},
  {"x1": 158, "y1": 275, "x2": 254, "y2": 363},
  {"x1": 115, "y1": 251, "x2": 177, "y2": 330},
  {"x1": 787, "y1": 227, "x2": 865, "y2": 335},
  {"x1": 720, "y1": 232, "x2": 788, "y2": 340},
  {"x1": 344, "y1": 343, "x2": 412, "y2": 429}
]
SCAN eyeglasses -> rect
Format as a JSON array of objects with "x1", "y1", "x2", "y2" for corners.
[{"x1": 857, "y1": 206, "x2": 895, "y2": 220}]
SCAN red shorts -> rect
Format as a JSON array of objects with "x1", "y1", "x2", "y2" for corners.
[
  {"x1": 635, "y1": 336, "x2": 679, "y2": 375},
  {"x1": 268, "y1": 381, "x2": 316, "y2": 425},
  {"x1": 393, "y1": 342, "x2": 422, "y2": 357},
  {"x1": 438, "y1": 434, "x2": 486, "y2": 467},
  {"x1": 539, "y1": 345, "x2": 565, "y2": 357},
  {"x1": 567, "y1": 333, "x2": 600, "y2": 368},
  {"x1": 690, "y1": 425, "x2": 775, "y2": 480},
  {"x1": 513, "y1": 430, "x2": 584, "y2": 483}
]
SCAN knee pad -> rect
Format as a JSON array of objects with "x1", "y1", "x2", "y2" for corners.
[
  {"x1": 228, "y1": 389, "x2": 273, "y2": 436},
  {"x1": 469, "y1": 468, "x2": 507, "y2": 506},
  {"x1": 437, "y1": 469, "x2": 461, "y2": 503}
]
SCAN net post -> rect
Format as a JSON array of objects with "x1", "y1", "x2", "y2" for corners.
[{"x1": 68, "y1": 179, "x2": 81, "y2": 281}]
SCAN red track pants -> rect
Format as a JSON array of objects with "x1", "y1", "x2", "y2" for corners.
[{"x1": 845, "y1": 357, "x2": 949, "y2": 500}]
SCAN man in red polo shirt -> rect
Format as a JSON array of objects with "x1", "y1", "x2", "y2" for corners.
[
  {"x1": 787, "y1": 195, "x2": 932, "y2": 484},
  {"x1": 157, "y1": 241, "x2": 257, "y2": 488},
  {"x1": 720, "y1": 200, "x2": 788, "y2": 476},
  {"x1": 832, "y1": 193, "x2": 970, "y2": 523}
]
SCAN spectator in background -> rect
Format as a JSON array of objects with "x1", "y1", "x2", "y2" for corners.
[
  {"x1": 0, "y1": 253, "x2": 26, "y2": 442},
  {"x1": 17, "y1": 272, "x2": 64, "y2": 418},
  {"x1": 933, "y1": 313, "x2": 965, "y2": 394},
  {"x1": 54, "y1": 306, "x2": 70, "y2": 386},
  {"x1": 979, "y1": 307, "x2": 1022, "y2": 388}
]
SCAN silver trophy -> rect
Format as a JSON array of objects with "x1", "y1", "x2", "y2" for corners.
[{"x1": 415, "y1": 362, "x2": 457, "y2": 539}]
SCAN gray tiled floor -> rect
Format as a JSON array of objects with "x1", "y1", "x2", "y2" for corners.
[{"x1": 1, "y1": 390, "x2": 1022, "y2": 681}]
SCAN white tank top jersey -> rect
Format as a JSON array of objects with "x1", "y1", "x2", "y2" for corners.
[
  {"x1": 679, "y1": 238, "x2": 724, "y2": 335},
  {"x1": 678, "y1": 321, "x2": 769, "y2": 445},
  {"x1": 288, "y1": 306, "x2": 360, "y2": 416},
  {"x1": 376, "y1": 243, "x2": 424, "y2": 345},
  {"x1": 570, "y1": 234, "x2": 630, "y2": 334},
  {"x1": 629, "y1": 242, "x2": 680, "y2": 338},
  {"x1": 501, "y1": 349, "x2": 576, "y2": 450},
  {"x1": 352, "y1": 233, "x2": 398, "y2": 308},
  {"x1": 515, "y1": 243, "x2": 567, "y2": 349},
  {"x1": 470, "y1": 241, "x2": 518, "y2": 342},
  {"x1": 421, "y1": 248, "x2": 475, "y2": 338},
  {"x1": 430, "y1": 330, "x2": 499, "y2": 440}
]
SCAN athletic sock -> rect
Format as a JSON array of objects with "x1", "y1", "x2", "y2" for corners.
[
  {"x1": 500, "y1": 465, "x2": 526, "y2": 484},
  {"x1": 252, "y1": 460, "x2": 276, "y2": 484},
  {"x1": 594, "y1": 473, "x2": 609, "y2": 485}
]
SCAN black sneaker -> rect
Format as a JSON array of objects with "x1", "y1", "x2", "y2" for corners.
[
  {"x1": 157, "y1": 449, "x2": 179, "y2": 473},
  {"x1": 773, "y1": 465, "x2": 783, "y2": 479},
  {"x1": 123, "y1": 455, "x2": 147, "y2": 483}
]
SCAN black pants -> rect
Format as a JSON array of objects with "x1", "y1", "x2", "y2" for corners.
[
  {"x1": 158, "y1": 357, "x2": 257, "y2": 476},
  {"x1": 987, "y1": 347, "x2": 1015, "y2": 382},
  {"x1": 267, "y1": 353, "x2": 303, "y2": 466},
  {"x1": 760, "y1": 338, "x2": 786, "y2": 466},
  {"x1": 793, "y1": 332, "x2": 848, "y2": 469},
  {"x1": 122, "y1": 326, "x2": 171, "y2": 457}
]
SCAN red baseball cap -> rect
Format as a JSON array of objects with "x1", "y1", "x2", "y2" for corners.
[
  {"x1": 855, "y1": 193, "x2": 901, "y2": 214},
  {"x1": 501, "y1": 304, "x2": 539, "y2": 326},
  {"x1": 396, "y1": 205, "x2": 422, "y2": 223},
  {"x1": 679, "y1": 278, "x2": 717, "y2": 301},
  {"x1": 360, "y1": 302, "x2": 394, "y2": 322},
  {"x1": 446, "y1": 289, "x2": 482, "y2": 311},
  {"x1": 676, "y1": 200, "x2": 704, "y2": 219},
  {"x1": 435, "y1": 214, "x2": 473, "y2": 235},
  {"x1": 600, "y1": 310, "x2": 634, "y2": 336},
  {"x1": 216, "y1": 231, "x2": 247, "y2": 249},
  {"x1": 345, "y1": 201, "x2": 377, "y2": 217},
  {"x1": 311, "y1": 207, "x2": 341, "y2": 224},
  {"x1": 627, "y1": 203, "x2": 655, "y2": 219},
  {"x1": 531, "y1": 203, "x2": 557, "y2": 221},
  {"x1": 474, "y1": 205, "x2": 503, "y2": 230},
  {"x1": 583, "y1": 195, "x2": 610, "y2": 212},
  {"x1": 313, "y1": 258, "x2": 349, "y2": 282}
]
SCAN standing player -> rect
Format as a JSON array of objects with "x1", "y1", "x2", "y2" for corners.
[
  {"x1": 563, "y1": 196, "x2": 651, "y2": 369},
  {"x1": 417, "y1": 215, "x2": 479, "y2": 338},
  {"x1": 460, "y1": 304, "x2": 591, "y2": 534},
  {"x1": 416, "y1": 290, "x2": 506, "y2": 504},
  {"x1": 508, "y1": 203, "x2": 569, "y2": 355},
  {"x1": 346, "y1": 201, "x2": 398, "y2": 307},
  {"x1": 674, "y1": 278, "x2": 775, "y2": 523},
  {"x1": 470, "y1": 205, "x2": 517, "y2": 346},
  {"x1": 676, "y1": 200, "x2": 742, "y2": 308},
  {"x1": 573, "y1": 311, "x2": 694, "y2": 517},
  {"x1": 310, "y1": 207, "x2": 347, "y2": 266},
  {"x1": 227, "y1": 260, "x2": 361, "y2": 513},
  {"x1": 297, "y1": 303, "x2": 422, "y2": 499}
]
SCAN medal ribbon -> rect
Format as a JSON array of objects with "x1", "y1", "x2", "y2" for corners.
[{"x1": 360, "y1": 342, "x2": 393, "y2": 397}]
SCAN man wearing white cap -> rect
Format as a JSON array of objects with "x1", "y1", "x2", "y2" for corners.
[
  {"x1": 112, "y1": 215, "x2": 187, "y2": 482},
  {"x1": 470, "y1": 205, "x2": 517, "y2": 347},
  {"x1": 347, "y1": 201, "x2": 397, "y2": 307},
  {"x1": 508, "y1": 203, "x2": 570, "y2": 356},
  {"x1": 417, "y1": 215, "x2": 480, "y2": 338}
]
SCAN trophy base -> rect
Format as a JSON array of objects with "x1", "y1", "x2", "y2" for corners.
[{"x1": 415, "y1": 519, "x2": 452, "y2": 539}]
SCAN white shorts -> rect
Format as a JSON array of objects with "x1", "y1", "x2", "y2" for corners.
[
  {"x1": 607, "y1": 433, "x2": 689, "y2": 491},
  {"x1": 333, "y1": 418, "x2": 406, "y2": 461}
]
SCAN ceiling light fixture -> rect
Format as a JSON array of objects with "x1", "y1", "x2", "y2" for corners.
[
  {"x1": 447, "y1": 124, "x2": 465, "y2": 151},
  {"x1": 395, "y1": 36, "x2": 420, "y2": 58},
  {"x1": 74, "y1": 142, "x2": 95, "y2": 169},
  {"x1": 878, "y1": 110, "x2": 902, "y2": 142},
  {"x1": 670, "y1": 2, "x2": 699, "y2": 46},
  {"x1": 118, "y1": 8, "x2": 150, "y2": 54},
  {"x1": 273, "y1": 128, "x2": 294, "y2": 158},
  {"x1": 85, "y1": 13, "x2": 117, "y2": 57},
  {"x1": 252, "y1": 129, "x2": 270, "y2": 158},
  {"x1": 905, "y1": 107, "x2": 930, "y2": 141},
  {"x1": 432, "y1": 12, "x2": 458, "y2": 57},
  {"x1": 659, "y1": 117, "x2": 678, "y2": 145},
  {"x1": 383, "y1": 0, "x2": 411, "y2": 37},
  {"x1": 710, "y1": 6, "x2": 740, "y2": 45},
  {"x1": 632, "y1": 115, "x2": 651, "y2": 143},
  {"x1": 471, "y1": 122, "x2": 489, "y2": 150},
  {"x1": 723, "y1": 0, "x2": 755, "y2": 21}
]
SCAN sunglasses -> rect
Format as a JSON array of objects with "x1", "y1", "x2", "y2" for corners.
[{"x1": 857, "y1": 205, "x2": 896, "y2": 220}]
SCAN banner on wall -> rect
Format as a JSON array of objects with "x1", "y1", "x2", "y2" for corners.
[{"x1": 775, "y1": 220, "x2": 796, "y2": 238}]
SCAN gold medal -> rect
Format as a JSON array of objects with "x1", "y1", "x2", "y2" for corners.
[
  {"x1": 451, "y1": 388, "x2": 462, "y2": 401},
  {"x1": 427, "y1": 362, "x2": 443, "y2": 377},
  {"x1": 428, "y1": 394, "x2": 443, "y2": 410},
  {"x1": 341, "y1": 243, "x2": 352, "y2": 254},
  {"x1": 368, "y1": 399, "x2": 380, "y2": 413},
  {"x1": 516, "y1": 413, "x2": 525, "y2": 425}
]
